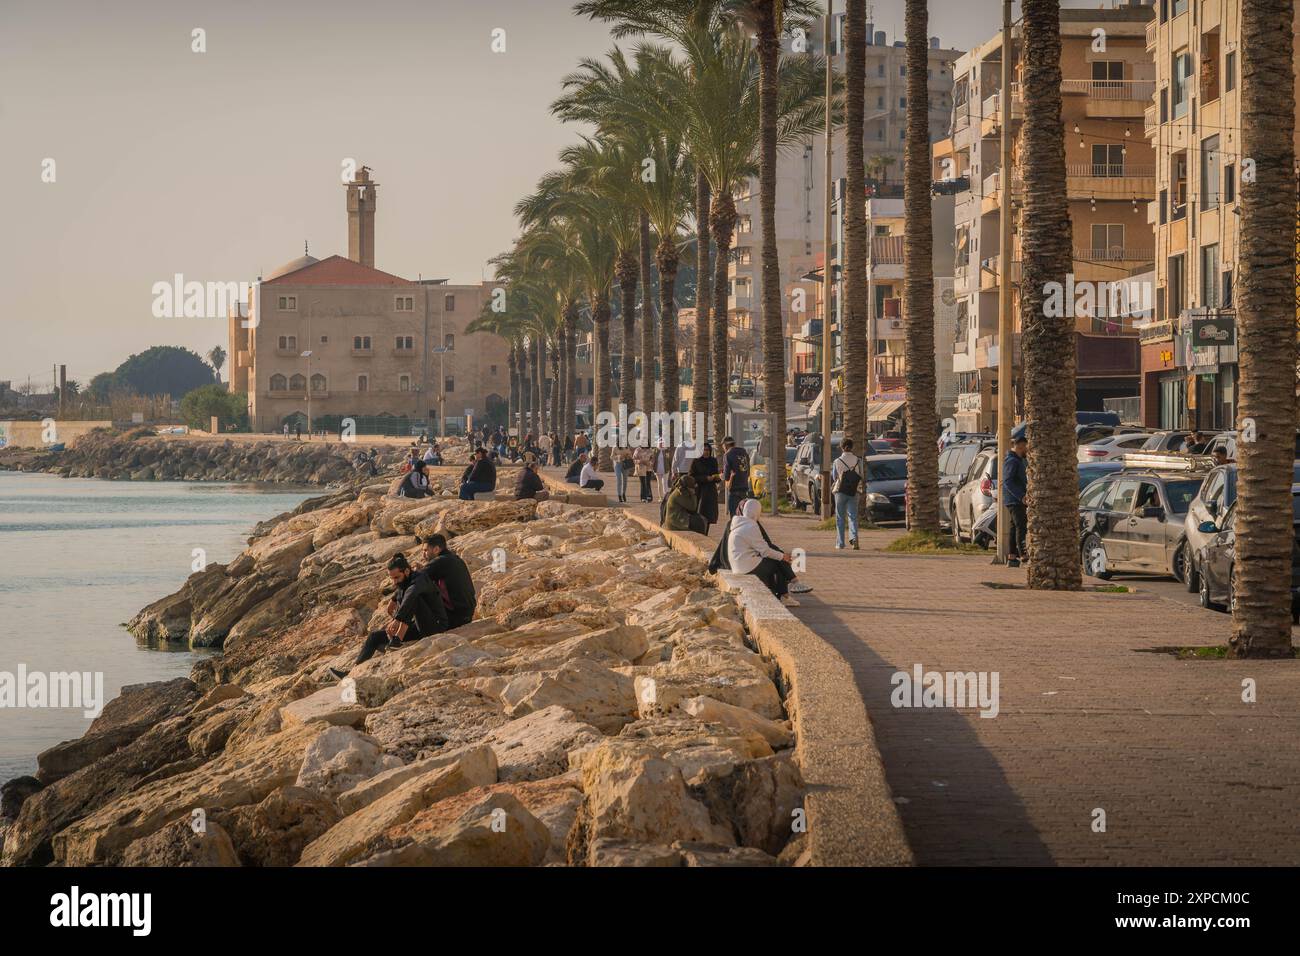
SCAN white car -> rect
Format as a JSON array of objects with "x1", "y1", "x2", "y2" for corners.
[{"x1": 1077, "y1": 432, "x2": 1151, "y2": 463}]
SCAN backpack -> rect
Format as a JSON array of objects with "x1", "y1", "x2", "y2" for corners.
[{"x1": 833, "y1": 456, "x2": 862, "y2": 497}]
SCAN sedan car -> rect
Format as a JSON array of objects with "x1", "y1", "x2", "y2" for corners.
[
  {"x1": 1080, "y1": 470, "x2": 1206, "y2": 579},
  {"x1": 1196, "y1": 498, "x2": 1300, "y2": 620},
  {"x1": 788, "y1": 437, "x2": 842, "y2": 513},
  {"x1": 968, "y1": 461, "x2": 1125, "y2": 548},
  {"x1": 939, "y1": 439, "x2": 994, "y2": 529},
  {"x1": 1183, "y1": 461, "x2": 1300, "y2": 592},
  {"x1": 1140, "y1": 430, "x2": 1192, "y2": 453},
  {"x1": 860, "y1": 455, "x2": 909, "y2": 522},
  {"x1": 950, "y1": 447, "x2": 999, "y2": 544},
  {"x1": 1077, "y1": 432, "x2": 1153, "y2": 463}
]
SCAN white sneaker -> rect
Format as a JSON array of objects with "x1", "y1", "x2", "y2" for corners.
[{"x1": 779, "y1": 594, "x2": 801, "y2": 607}]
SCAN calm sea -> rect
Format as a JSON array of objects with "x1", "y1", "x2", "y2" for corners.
[{"x1": 0, "y1": 472, "x2": 315, "y2": 780}]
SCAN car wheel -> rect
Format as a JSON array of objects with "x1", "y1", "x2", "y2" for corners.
[
  {"x1": 1183, "y1": 548, "x2": 1199, "y2": 593},
  {"x1": 1172, "y1": 540, "x2": 1187, "y2": 584},
  {"x1": 1198, "y1": 565, "x2": 1226, "y2": 612},
  {"x1": 1081, "y1": 533, "x2": 1112, "y2": 580},
  {"x1": 810, "y1": 484, "x2": 820, "y2": 517}
]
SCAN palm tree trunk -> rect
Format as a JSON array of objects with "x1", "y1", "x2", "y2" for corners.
[
  {"x1": 757, "y1": 1, "x2": 788, "y2": 468},
  {"x1": 1020, "y1": 0, "x2": 1079, "y2": 589},
  {"x1": 549, "y1": 336, "x2": 560, "y2": 441},
  {"x1": 617, "y1": 249, "x2": 638, "y2": 414},
  {"x1": 565, "y1": 307, "x2": 578, "y2": 445},
  {"x1": 1232, "y1": 0, "x2": 1297, "y2": 655},
  {"x1": 529, "y1": 337, "x2": 541, "y2": 441},
  {"x1": 657, "y1": 240, "x2": 681, "y2": 421},
  {"x1": 711, "y1": 191, "x2": 736, "y2": 446},
  {"x1": 594, "y1": 294, "x2": 613, "y2": 470},
  {"x1": 640, "y1": 211, "x2": 657, "y2": 415},
  {"x1": 843, "y1": 0, "x2": 868, "y2": 450},
  {"x1": 557, "y1": 323, "x2": 568, "y2": 446},
  {"x1": 537, "y1": 334, "x2": 549, "y2": 436},
  {"x1": 693, "y1": 171, "x2": 713, "y2": 429}
]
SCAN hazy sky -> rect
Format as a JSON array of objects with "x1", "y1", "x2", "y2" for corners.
[{"x1": 1, "y1": 0, "x2": 1098, "y2": 387}]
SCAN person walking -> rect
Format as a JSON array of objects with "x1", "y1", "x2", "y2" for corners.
[
  {"x1": 831, "y1": 438, "x2": 862, "y2": 550},
  {"x1": 653, "y1": 439, "x2": 670, "y2": 499},
  {"x1": 721, "y1": 436, "x2": 752, "y2": 516},
  {"x1": 633, "y1": 442, "x2": 655, "y2": 503},
  {"x1": 282, "y1": 422, "x2": 290, "y2": 440},
  {"x1": 689, "y1": 440, "x2": 722, "y2": 528},
  {"x1": 613, "y1": 445, "x2": 633, "y2": 503},
  {"x1": 671, "y1": 438, "x2": 696, "y2": 484},
  {"x1": 1002, "y1": 435, "x2": 1029, "y2": 567}
]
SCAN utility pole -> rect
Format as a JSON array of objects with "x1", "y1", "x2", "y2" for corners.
[
  {"x1": 820, "y1": 3, "x2": 835, "y2": 517},
  {"x1": 995, "y1": 0, "x2": 1014, "y2": 564}
]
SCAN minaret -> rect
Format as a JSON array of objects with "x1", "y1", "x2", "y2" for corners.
[{"x1": 345, "y1": 166, "x2": 378, "y2": 269}]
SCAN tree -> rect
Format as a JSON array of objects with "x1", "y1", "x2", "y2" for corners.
[
  {"x1": 87, "y1": 372, "x2": 116, "y2": 402},
  {"x1": 1232, "y1": 0, "x2": 1298, "y2": 656},
  {"x1": 843, "y1": 0, "x2": 869, "y2": 449},
  {"x1": 1019, "y1": 0, "x2": 1080, "y2": 589},
  {"x1": 180, "y1": 384, "x2": 247, "y2": 431},
  {"x1": 113, "y1": 346, "x2": 216, "y2": 399},
  {"x1": 207, "y1": 345, "x2": 227, "y2": 380}
]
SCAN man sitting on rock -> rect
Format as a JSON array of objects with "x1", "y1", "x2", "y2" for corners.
[
  {"x1": 330, "y1": 553, "x2": 447, "y2": 679},
  {"x1": 418, "y1": 534, "x2": 476, "y2": 629},
  {"x1": 396, "y1": 459, "x2": 432, "y2": 498},
  {"x1": 513, "y1": 460, "x2": 549, "y2": 500},
  {"x1": 458, "y1": 447, "x2": 497, "y2": 500}
]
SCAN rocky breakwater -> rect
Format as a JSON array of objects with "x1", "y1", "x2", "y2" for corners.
[
  {"x1": 0, "y1": 483, "x2": 803, "y2": 867},
  {"x1": 0, "y1": 428, "x2": 412, "y2": 485}
]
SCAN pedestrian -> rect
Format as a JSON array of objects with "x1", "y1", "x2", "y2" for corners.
[
  {"x1": 689, "y1": 440, "x2": 722, "y2": 527},
  {"x1": 671, "y1": 438, "x2": 696, "y2": 483},
  {"x1": 831, "y1": 438, "x2": 863, "y2": 550},
  {"x1": 721, "y1": 436, "x2": 752, "y2": 516},
  {"x1": 513, "y1": 460, "x2": 549, "y2": 500},
  {"x1": 539, "y1": 431, "x2": 552, "y2": 464},
  {"x1": 1002, "y1": 435, "x2": 1029, "y2": 566},
  {"x1": 726, "y1": 498, "x2": 803, "y2": 607},
  {"x1": 282, "y1": 422, "x2": 290, "y2": 440},
  {"x1": 295, "y1": 422, "x2": 302, "y2": 441},
  {"x1": 613, "y1": 444, "x2": 633, "y2": 503},
  {"x1": 633, "y1": 442, "x2": 655, "y2": 502},
  {"x1": 654, "y1": 439, "x2": 670, "y2": 499}
]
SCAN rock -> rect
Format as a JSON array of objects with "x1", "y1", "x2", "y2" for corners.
[
  {"x1": 217, "y1": 786, "x2": 341, "y2": 867},
  {"x1": 297, "y1": 747, "x2": 498, "y2": 866},
  {"x1": 588, "y1": 838, "x2": 683, "y2": 867},
  {"x1": 363, "y1": 681, "x2": 505, "y2": 763},
  {"x1": 680, "y1": 696, "x2": 793, "y2": 749},
  {"x1": 353, "y1": 791, "x2": 549, "y2": 867},
  {"x1": 675, "y1": 842, "x2": 779, "y2": 867},
  {"x1": 480, "y1": 706, "x2": 602, "y2": 782},
  {"x1": 279, "y1": 685, "x2": 369, "y2": 729},
  {"x1": 635, "y1": 655, "x2": 782, "y2": 720},
  {"x1": 121, "y1": 818, "x2": 240, "y2": 867},
  {"x1": 294, "y1": 726, "x2": 403, "y2": 800},
  {"x1": 336, "y1": 743, "x2": 497, "y2": 815},
  {"x1": 689, "y1": 753, "x2": 804, "y2": 856},
  {"x1": 500, "y1": 659, "x2": 637, "y2": 734},
  {"x1": 192, "y1": 683, "x2": 247, "y2": 713},
  {"x1": 0, "y1": 776, "x2": 42, "y2": 823}
]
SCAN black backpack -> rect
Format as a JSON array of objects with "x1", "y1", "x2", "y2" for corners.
[{"x1": 834, "y1": 456, "x2": 862, "y2": 497}]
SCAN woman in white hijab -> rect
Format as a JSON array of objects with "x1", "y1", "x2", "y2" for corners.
[{"x1": 725, "y1": 499, "x2": 801, "y2": 606}]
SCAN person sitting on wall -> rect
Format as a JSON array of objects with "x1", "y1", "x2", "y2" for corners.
[
  {"x1": 458, "y1": 446, "x2": 497, "y2": 500},
  {"x1": 578, "y1": 453, "x2": 604, "y2": 492},
  {"x1": 396, "y1": 459, "x2": 432, "y2": 498},
  {"x1": 564, "y1": 453, "x2": 585, "y2": 485}
]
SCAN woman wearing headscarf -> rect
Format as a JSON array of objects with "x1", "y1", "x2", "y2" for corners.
[
  {"x1": 725, "y1": 499, "x2": 801, "y2": 606},
  {"x1": 688, "y1": 440, "x2": 722, "y2": 527},
  {"x1": 663, "y1": 474, "x2": 703, "y2": 533}
]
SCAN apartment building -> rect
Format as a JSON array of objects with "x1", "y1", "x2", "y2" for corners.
[
  {"x1": 1140, "y1": 0, "x2": 1300, "y2": 429},
  {"x1": 229, "y1": 167, "x2": 510, "y2": 434},
  {"x1": 729, "y1": 20, "x2": 959, "y2": 383},
  {"x1": 939, "y1": 3, "x2": 1156, "y2": 433}
]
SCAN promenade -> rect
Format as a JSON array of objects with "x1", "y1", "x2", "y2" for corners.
[{"x1": 584, "y1": 479, "x2": 1300, "y2": 866}]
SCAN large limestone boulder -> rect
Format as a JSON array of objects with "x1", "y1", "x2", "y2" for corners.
[
  {"x1": 294, "y1": 725, "x2": 403, "y2": 800},
  {"x1": 689, "y1": 753, "x2": 804, "y2": 856},
  {"x1": 500, "y1": 659, "x2": 637, "y2": 734},
  {"x1": 217, "y1": 786, "x2": 341, "y2": 867},
  {"x1": 352, "y1": 791, "x2": 550, "y2": 867},
  {"x1": 336, "y1": 742, "x2": 498, "y2": 815},
  {"x1": 120, "y1": 818, "x2": 240, "y2": 867},
  {"x1": 635, "y1": 653, "x2": 782, "y2": 720},
  {"x1": 680, "y1": 696, "x2": 793, "y2": 749},
  {"x1": 279, "y1": 684, "x2": 369, "y2": 729},
  {"x1": 480, "y1": 706, "x2": 603, "y2": 782}
]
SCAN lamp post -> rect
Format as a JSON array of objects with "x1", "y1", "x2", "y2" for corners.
[
  {"x1": 820, "y1": 2, "x2": 835, "y2": 517},
  {"x1": 995, "y1": 1, "x2": 1014, "y2": 564}
]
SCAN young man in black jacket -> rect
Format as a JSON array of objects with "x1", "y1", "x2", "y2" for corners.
[
  {"x1": 419, "y1": 534, "x2": 477, "y2": 628},
  {"x1": 458, "y1": 447, "x2": 497, "y2": 500},
  {"x1": 330, "y1": 553, "x2": 446, "y2": 678}
]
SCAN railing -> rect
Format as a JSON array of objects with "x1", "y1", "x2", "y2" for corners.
[
  {"x1": 1073, "y1": 247, "x2": 1155, "y2": 263},
  {"x1": 391, "y1": 347, "x2": 416, "y2": 358},
  {"x1": 874, "y1": 354, "x2": 908, "y2": 379},
  {"x1": 1145, "y1": 19, "x2": 1157, "y2": 50},
  {"x1": 1067, "y1": 163, "x2": 1155, "y2": 180},
  {"x1": 1061, "y1": 79, "x2": 1156, "y2": 101},
  {"x1": 1144, "y1": 103, "x2": 1158, "y2": 135}
]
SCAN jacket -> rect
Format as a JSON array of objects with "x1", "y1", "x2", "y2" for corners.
[
  {"x1": 420, "y1": 551, "x2": 477, "y2": 625},
  {"x1": 663, "y1": 482, "x2": 701, "y2": 532},
  {"x1": 514, "y1": 468, "x2": 546, "y2": 499},
  {"x1": 726, "y1": 514, "x2": 785, "y2": 574},
  {"x1": 391, "y1": 570, "x2": 448, "y2": 637},
  {"x1": 1002, "y1": 451, "x2": 1027, "y2": 506}
]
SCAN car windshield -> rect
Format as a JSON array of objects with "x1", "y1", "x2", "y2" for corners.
[
  {"x1": 1163, "y1": 479, "x2": 1204, "y2": 513},
  {"x1": 866, "y1": 459, "x2": 907, "y2": 481}
]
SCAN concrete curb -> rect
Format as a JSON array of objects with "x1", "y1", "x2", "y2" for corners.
[{"x1": 619, "y1": 511, "x2": 914, "y2": 867}]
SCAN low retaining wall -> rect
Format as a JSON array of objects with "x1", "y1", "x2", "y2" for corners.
[
  {"x1": 0, "y1": 420, "x2": 111, "y2": 448},
  {"x1": 621, "y1": 512, "x2": 913, "y2": 867}
]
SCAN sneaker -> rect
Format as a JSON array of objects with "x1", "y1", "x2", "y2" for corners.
[
  {"x1": 779, "y1": 594, "x2": 801, "y2": 607},
  {"x1": 851, "y1": 538, "x2": 860, "y2": 550},
  {"x1": 1006, "y1": 558, "x2": 1021, "y2": 568},
  {"x1": 789, "y1": 582, "x2": 813, "y2": 594},
  {"x1": 835, "y1": 543, "x2": 844, "y2": 550},
  {"x1": 328, "y1": 666, "x2": 349, "y2": 680}
]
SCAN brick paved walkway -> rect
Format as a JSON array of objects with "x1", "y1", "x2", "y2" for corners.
[{"x1": 564, "y1": 471, "x2": 1300, "y2": 865}]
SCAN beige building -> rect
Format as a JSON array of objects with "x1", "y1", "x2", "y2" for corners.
[{"x1": 229, "y1": 167, "x2": 510, "y2": 434}]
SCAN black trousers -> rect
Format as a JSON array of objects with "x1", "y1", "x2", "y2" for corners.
[
  {"x1": 355, "y1": 628, "x2": 413, "y2": 666},
  {"x1": 582, "y1": 479, "x2": 605, "y2": 491},
  {"x1": 751, "y1": 557, "x2": 795, "y2": 598},
  {"x1": 1009, "y1": 503, "x2": 1028, "y2": 559},
  {"x1": 639, "y1": 475, "x2": 652, "y2": 500}
]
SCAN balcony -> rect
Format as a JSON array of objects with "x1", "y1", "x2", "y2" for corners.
[
  {"x1": 979, "y1": 255, "x2": 1020, "y2": 291},
  {"x1": 869, "y1": 235, "x2": 904, "y2": 266},
  {"x1": 1144, "y1": 103, "x2": 1158, "y2": 139},
  {"x1": 1145, "y1": 19, "x2": 1157, "y2": 52},
  {"x1": 350, "y1": 346, "x2": 373, "y2": 357},
  {"x1": 1066, "y1": 163, "x2": 1155, "y2": 200},
  {"x1": 728, "y1": 293, "x2": 754, "y2": 313},
  {"x1": 1062, "y1": 79, "x2": 1155, "y2": 119},
  {"x1": 873, "y1": 354, "x2": 907, "y2": 394},
  {"x1": 275, "y1": 347, "x2": 300, "y2": 358}
]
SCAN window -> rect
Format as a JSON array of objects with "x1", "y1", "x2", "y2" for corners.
[
  {"x1": 1159, "y1": 86, "x2": 1168, "y2": 124},
  {"x1": 1168, "y1": 254, "x2": 1185, "y2": 319},
  {"x1": 353, "y1": 335, "x2": 371, "y2": 350},
  {"x1": 1224, "y1": 163, "x2": 1236, "y2": 204},
  {"x1": 877, "y1": 63, "x2": 885, "y2": 77},
  {"x1": 1091, "y1": 144, "x2": 1124, "y2": 178},
  {"x1": 1200, "y1": 136, "x2": 1220, "y2": 209},
  {"x1": 1090, "y1": 224, "x2": 1125, "y2": 259},
  {"x1": 1171, "y1": 152, "x2": 1188, "y2": 216},
  {"x1": 277, "y1": 295, "x2": 297, "y2": 311},
  {"x1": 1172, "y1": 51, "x2": 1192, "y2": 119},
  {"x1": 877, "y1": 95, "x2": 884, "y2": 109},
  {"x1": 269, "y1": 374, "x2": 287, "y2": 391},
  {"x1": 445, "y1": 376, "x2": 455, "y2": 394},
  {"x1": 1080, "y1": 480, "x2": 1110, "y2": 510},
  {"x1": 277, "y1": 335, "x2": 297, "y2": 350},
  {"x1": 899, "y1": 97, "x2": 906, "y2": 109},
  {"x1": 1225, "y1": 51, "x2": 1236, "y2": 92},
  {"x1": 289, "y1": 373, "x2": 306, "y2": 391},
  {"x1": 1222, "y1": 269, "x2": 1233, "y2": 308},
  {"x1": 1106, "y1": 480, "x2": 1140, "y2": 514},
  {"x1": 490, "y1": 364, "x2": 498, "y2": 375},
  {"x1": 320, "y1": 335, "x2": 328, "y2": 344},
  {"x1": 1200, "y1": 244, "x2": 1220, "y2": 308},
  {"x1": 1092, "y1": 61, "x2": 1123, "y2": 89},
  {"x1": 1200, "y1": 32, "x2": 1220, "y2": 102},
  {"x1": 1159, "y1": 189, "x2": 1168, "y2": 225},
  {"x1": 395, "y1": 295, "x2": 414, "y2": 312},
  {"x1": 398, "y1": 375, "x2": 410, "y2": 392},
  {"x1": 310, "y1": 373, "x2": 326, "y2": 392},
  {"x1": 444, "y1": 333, "x2": 455, "y2": 351},
  {"x1": 395, "y1": 335, "x2": 414, "y2": 350},
  {"x1": 1173, "y1": 0, "x2": 1188, "y2": 15},
  {"x1": 357, "y1": 375, "x2": 368, "y2": 392},
  {"x1": 444, "y1": 294, "x2": 456, "y2": 311}
]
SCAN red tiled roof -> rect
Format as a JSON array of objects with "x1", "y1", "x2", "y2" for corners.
[{"x1": 263, "y1": 254, "x2": 414, "y2": 286}]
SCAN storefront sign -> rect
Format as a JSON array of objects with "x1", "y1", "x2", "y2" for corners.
[
  {"x1": 957, "y1": 392, "x2": 982, "y2": 413},
  {"x1": 795, "y1": 372, "x2": 822, "y2": 404},
  {"x1": 1191, "y1": 315, "x2": 1235, "y2": 347}
]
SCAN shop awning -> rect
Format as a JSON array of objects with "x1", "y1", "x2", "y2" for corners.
[{"x1": 868, "y1": 399, "x2": 905, "y2": 422}]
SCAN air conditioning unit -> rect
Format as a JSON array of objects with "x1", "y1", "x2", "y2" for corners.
[{"x1": 888, "y1": 319, "x2": 904, "y2": 330}]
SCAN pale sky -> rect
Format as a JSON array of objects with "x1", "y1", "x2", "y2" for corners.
[{"x1": 1, "y1": 0, "x2": 1102, "y2": 387}]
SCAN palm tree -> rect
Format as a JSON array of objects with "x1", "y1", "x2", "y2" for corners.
[
  {"x1": 1231, "y1": 0, "x2": 1297, "y2": 656},
  {"x1": 207, "y1": 345, "x2": 227, "y2": 383},
  {"x1": 842, "y1": 0, "x2": 868, "y2": 450},
  {"x1": 1019, "y1": 0, "x2": 1079, "y2": 589}
]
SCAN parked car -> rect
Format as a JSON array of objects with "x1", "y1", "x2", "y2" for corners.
[
  {"x1": 1182, "y1": 461, "x2": 1300, "y2": 592},
  {"x1": 950, "y1": 447, "x2": 999, "y2": 544},
  {"x1": 752, "y1": 445, "x2": 797, "y2": 499},
  {"x1": 1140, "y1": 430, "x2": 1192, "y2": 453},
  {"x1": 939, "y1": 439, "x2": 995, "y2": 529},
  {"x1": 860, "y1": 455, "x2": 909, "y2": 522},
  {"x1": 868, "y1": 439, "x2": 893, "y2": 453},
  {"x1": 1079, "y1": 467, "x2": 1207, "y2": 579},
  {"x1": 968, "y1": 461, "x2": 1126, "y2": 548},
  {"x1": 938, "y1": 430, "x2": 994, "y2": 451},
  {"x1": 1201, "y1": 429, "x2": 1300, "y2": 459},
  {"x1": 1196, "y1": 497, "x2": 1300, "y2": 620},
  {"x1": 1077, "y1": 432, "x2": 1153, "y2": 463},
  {"x1": 1011, "y1": 420, "x2": 1146, "y2": 445},
  {"x1": 789, "y1": 436, "x2": 842, "y2": 513}
]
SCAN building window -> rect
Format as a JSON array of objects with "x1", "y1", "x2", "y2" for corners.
[
  {"x1": 444, "y1": 333, "x2": 455, "y2": 351},
  {"x1": 399, "y1": 375, "x2": 411, "y2": 392},
  {"x1": 1173, "y1": 0, "x2": 1188, "y2": 15},
  {"x1": 1168, "y1": 254, "x2": 1185, "y2": 319},
  {"x1": 1200, "y1": 32, "x2": 1220, "y2": 102},
  {"x1": 899, "y1": 97, "x2": 906, "y2": 109},
  {"x1": 1172, "y1": 51, "x2": 1192, "y2": 119},
  {"x1": 1225, "y1": 51, "x2": 1236, "y2": 93},
  {"x1": 277, "y1": 295, "x2": 297, "y2": 311},
  {"x1": 444, "y1": 376, "x2": 455, "y2": 394},
  {"x1": 320, "y1": 335, "x2": 328, "y2": 344},
  {"x1": 1171, "y1": 152, "x2": 1188, "y2": 217},
  {"x1": 1159, "y1": 87, "x2": 1168, "y2": 124},
  {"x1": 1090, "y1": 224, "x2": 1125, "y2": 259},
  {"x1": 1222, "y1": 269, "x2": 1233, "y2": 308},
  {"x1": 310, "y1": 373, "x2": 326, "y2": 392},
  {"x1": 357, "y1": 375, "x2": 368, "y2": 392},
  {"x1": 877, "y1": 63, "x2": 885, "y2": 77},
  {"x1": 877, "y1": 95, "x2": 884, "y2": 109},
  {"x1": 490, "y1": 364, "x2": 498, "y2": 375},
  {"x1": 353, "y1": 335, "x2": 371, "y2": 350},
  {"x1": 1200, "y1": 136, "x2": 1220, "y2": 210},
  {"x1": 444, "y1": 294, "x2": 456, "y2": 311},
  {"x1": 395, "y1": 295, "x2": 415, "y2": 312},
  {"x1": 396, "y1": 335, "x2": 414, "y2": 350},
  {"x1": 1200, "y1": 244, "x2": 1220, "y2": 308},
  {"x1": 1091, "y1": 61, "x2": 1123, "y2": 88},
  {"x1": 1091, "y1": 144, "x2": 1124, "y2": 177},
  {"x1": 269, "y1": 374, "x2": 287, "y2": 391},
  {"x1": 1223, "y1": 164, "x2": 1236, "y2": 204},
  {"x1": 277, "y1": 335, "x2": 297, "y2": 350},
  {"x1": 289, "y1": 373, "x2": 306, "y2": 391}
]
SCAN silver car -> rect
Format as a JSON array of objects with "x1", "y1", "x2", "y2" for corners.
[
  {"x1": 950, "y1": 447, "x2": 998, "y2": 544},
  {"x1": 1077, "y1": 432, "x2": 1152, "y2": 463}
]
